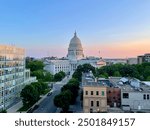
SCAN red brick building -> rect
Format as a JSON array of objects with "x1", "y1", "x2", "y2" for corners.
[{"x1": 107, "y1": 87, "x2": 121, "y2": 107}]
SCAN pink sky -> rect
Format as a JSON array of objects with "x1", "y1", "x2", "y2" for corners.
[
  {"x1": 26, "y1": 38, "x2": 150, "y2": 58},
  {"x1": 84, "y1": 39, "x2": 150, "y2": 58}
]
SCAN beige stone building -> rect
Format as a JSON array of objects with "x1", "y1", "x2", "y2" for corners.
[{"x1": 83, "y1": 83, "x2": 107, "y2": 113}]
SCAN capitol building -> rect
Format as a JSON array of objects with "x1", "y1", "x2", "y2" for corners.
[{"x1": 44, "y1": 32, "x2": 106, "y2": 75}]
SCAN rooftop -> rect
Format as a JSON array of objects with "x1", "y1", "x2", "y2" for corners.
[
  {"x1": 83, "y1": 81, "x2": 106, "y2": 87},
  {"x1": 82, "y1": 72, "x2": 112, "y2": 87},
  {"x1": 120, "y1": 85, "x2": 150, "y2": 93},
  {"x1": 109, "y1": 77, "x2": 150, "y2": 93}
]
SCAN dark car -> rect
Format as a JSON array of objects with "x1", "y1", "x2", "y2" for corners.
[{"x1": 47, "y1": 92, "x2": 52, "y2": 96}]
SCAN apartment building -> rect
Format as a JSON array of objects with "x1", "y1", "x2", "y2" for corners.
[{"x1": 0, "y1": 45, "x2": 36, "y2": 110}]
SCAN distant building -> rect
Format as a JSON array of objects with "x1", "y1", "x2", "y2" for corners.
[
  {"x1": 44, "y1": 60, "x2": 70, "y2": 75},
  {"x1": 104, "y1": 59, "x2": 127, "y2": 65},
  {"x1": 127, "y1": 58, "x2": 137, "y2": 65},
  {"x1": 83, "y1": 83, "x2": 107, "y2": 113},
  {"x1": 26, "y1": 56, "x2": 35, "y2": 62},
  {"x1": 42, "y1": 56, "x2": 58, "y2": 61},
  {"x1": 144, "y1": 53, "x2": 150, "y2": 62},
  {"x1": 0, "y1": 45, "x2": 37, "y2": 110},
  {"x1": 137, "y1": 53, "x2": 150, "y2": 64},
  {"x1": 137, "y1": 55, "x2": 144, "y2": 64},
  {"x1": 79, "y1": 57, "x2": 106, "y2": 68},
  {"x1": 44, "y1": 32, "x2": 106, "y2": 75}
]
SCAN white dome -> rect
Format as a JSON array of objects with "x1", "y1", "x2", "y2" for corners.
[
  {"x1": 69, "y1": 33, "x2": 83, "y2": 50},
  {"x1": 67, "y1": 32, "x2": 84, "y2": 60}
]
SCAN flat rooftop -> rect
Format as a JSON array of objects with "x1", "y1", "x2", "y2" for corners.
[
  {"x1": 83, "y1": 81, "x2": 107, "y2": 87},
  {"x1": 109, "y1": 77, "x2": 150, "y2": 93},
  {"x1": 82, "y1": 73, "x2": 150, "y2": 93}
]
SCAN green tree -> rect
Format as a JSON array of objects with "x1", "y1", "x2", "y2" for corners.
[
  {"x1": 21, "y1": 84, "x2": 40, "y2": 107},
  {"x1": 82, "y1": 64, "x2": 95, "y2": 74},
  {"x1": 143, "y1": 66, "x2": 150, "y2": 80},
  {"x1": 31, "y1": 70, "x2": 53, "y2": 82},
  {"x1": 59, "y1": 71, "x2": 66, "y2": 78},
  {"x1": 26, "y1": 60, "x2": 44, "y2": 71},
  {"x1": 54, "y1": 90, "x2": 72, "y2": 112},
  {"x1": 54, "y1": 71, "x2": 65, "y2": 82},
  {"x1": 31, "y1": 70, "x2": 44, "y2": 80},
  {"x1": 68, "y1": 78, "x2": 80, "y2": 87},
  {"x1": 96, "y1": 62, "x2": 150, "y2": 81},
  {"x1": 146, "y1": 76, "x2": 150, "y2": 81},
  {"x1": 0, "y1": 109, "x2": 7, "y2": 113},
  {"x1": 113, "y1": 71, "x2": 121, "y2": 77},
  {"x1": 99, "y1": 74, "x2": 108, "y2": 78},
  {"x1": 61, "y1": 78, "x2": 79, "y2": 104},
  {"x1": 44, "y1": 71, "x2": 53, "y2": 82},
  {"x1": 72, "y1": 64, "x2": 95, "y2": 81}
]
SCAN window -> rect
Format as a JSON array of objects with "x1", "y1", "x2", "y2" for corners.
[
  {"x1": 101, "y1": 91, "x2": 105, "y2": 96},
  {"x1": 96, "y1": 101, "x2": 99, "y2": 107},
  {"x1": 96, "y1": 91, "x2": 99, "y2": 95},
  {"x1": 108, "y1": 90, "x2": 111, "y2": 93},
  {"x1": 143, "y1": 94, "x2": 146, "y2": 100},
  {"x1": 90, "y1": 108, "x2": 93, "y2": 113},
  {"x1": 91, "y1": 101, "x2": 94, "y2": 107},
  {"x1": 85, "y1": 91, "x2": 88, "y2": 95},
  {"x1": 123, "y1": 93, "x2": 129, "y2": 98},
  {"x1": 91, "y1": 91, "x2": 93, "y2": 95},
  {"x1": 147, "y1": 94, "x2": 149, "y2": 100}
]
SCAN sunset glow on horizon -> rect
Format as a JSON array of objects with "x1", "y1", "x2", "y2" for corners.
[{"x1": 84, "y1": 38, "x2": 150, "y2": 58}]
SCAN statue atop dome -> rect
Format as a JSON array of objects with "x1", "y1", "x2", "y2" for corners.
[{"x1": 74, "y1": 31, "x2": 77, "y2": 37}]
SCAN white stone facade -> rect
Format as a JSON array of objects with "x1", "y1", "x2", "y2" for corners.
[
  {"x1": 44, "y1": 60, "x2": 70, "y2": 75},
  {"x1": 44, "y1": 32, "x2": 106, "y2": 75}
]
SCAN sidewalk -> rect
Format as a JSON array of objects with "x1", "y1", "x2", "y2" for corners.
[{"x1": 7, "y1": 101, "x2": 23, "y2": 113}]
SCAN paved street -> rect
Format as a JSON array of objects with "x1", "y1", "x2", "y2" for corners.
[
  {"x1": 33, "y1": 76, "x2": 71, "y2": 113},
  {"x1": 33, "y1": 89, "x2": 60, "y2": 113}
]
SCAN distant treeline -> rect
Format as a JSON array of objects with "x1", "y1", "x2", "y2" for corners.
[{"x1": 96, "y1": 62, "x2": 150, "y2": 81}]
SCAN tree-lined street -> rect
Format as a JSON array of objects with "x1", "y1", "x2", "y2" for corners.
[{"x1": 33, "y1": 76, "x2": 71, "y2": 113}]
